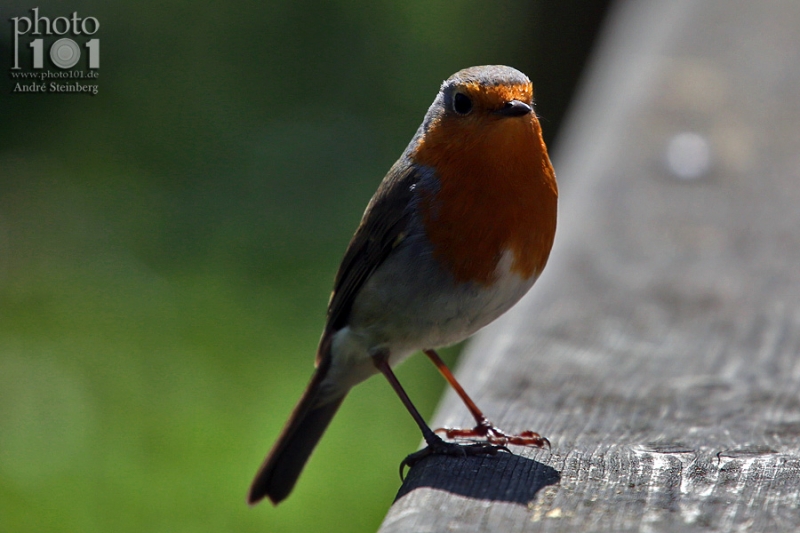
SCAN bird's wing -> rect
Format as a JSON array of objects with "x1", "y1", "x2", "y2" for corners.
[{"x1": 316, "y1": 160, "x2": 422, "y2": 365}]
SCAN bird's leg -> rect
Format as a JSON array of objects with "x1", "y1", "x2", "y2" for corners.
[
  {"x1": 372, "y1": 352, "x2": 506, "y2": 479},
  {"x1": 423, "y1": 349, "x2": 550, "y2": 448}
]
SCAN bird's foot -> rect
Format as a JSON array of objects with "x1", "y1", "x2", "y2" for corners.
[
  {"x1": 435, "y1": 420, "x2": 550, "y2": 448},
  {"x1": 399, "y1": 433, "x2": 508, "y2": 480}
]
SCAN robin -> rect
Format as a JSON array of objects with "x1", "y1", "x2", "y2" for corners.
[{"x1": 248, "y1": 65, "x2": 558, "y2": 505}]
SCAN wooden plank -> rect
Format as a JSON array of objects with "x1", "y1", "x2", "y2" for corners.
[{"x1": 379, "y1": 0, "x2": 800, "y2": 531}]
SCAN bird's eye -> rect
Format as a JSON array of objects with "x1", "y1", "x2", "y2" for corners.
[{"x1": 452, "y1": 92, "x2": 473, "y2": 115}]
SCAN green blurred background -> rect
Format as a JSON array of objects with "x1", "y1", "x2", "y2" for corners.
[{"x1": 0, "y1": 1, "x2": 608, "y2": 531}]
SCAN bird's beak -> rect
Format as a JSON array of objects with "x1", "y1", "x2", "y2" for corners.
[{"x1": 496, "y1": 100, "x2": 532, "y2": 117}]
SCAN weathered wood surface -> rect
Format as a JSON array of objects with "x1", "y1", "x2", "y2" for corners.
[{"x1": 379, "y1": 1, "x2": 800, "y2": 531}]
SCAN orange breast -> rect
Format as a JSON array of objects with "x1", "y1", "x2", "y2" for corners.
[{"x1": 413, "y1": 111, "x2": 558, "y2": 285}]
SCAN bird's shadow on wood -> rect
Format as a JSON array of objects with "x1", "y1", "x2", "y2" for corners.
[{"x1": 394, "y1": 451, "x2": 560, "y2": 505}]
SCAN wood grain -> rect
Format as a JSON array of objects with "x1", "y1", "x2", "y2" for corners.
[{"x1": 380, "y1": 0, "x2": 800, "y2": 531}]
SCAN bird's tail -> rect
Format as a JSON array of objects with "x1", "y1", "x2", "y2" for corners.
[{"x1": 247, "y1": 356, "x2": 346, "y2": 505}]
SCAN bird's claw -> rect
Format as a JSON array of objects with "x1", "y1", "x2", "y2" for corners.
[
  {"x1": 435, "y1": 422, "x2": 550, "y2": 449},
  {"x1": 399, "y1": 435, "x2": 508, "y2": 480}
]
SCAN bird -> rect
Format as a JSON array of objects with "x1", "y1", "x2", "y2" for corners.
[{"x1": 248, "y1": 65, "x2": 558, "y2": 506}]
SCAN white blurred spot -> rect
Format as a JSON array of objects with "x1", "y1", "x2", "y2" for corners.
[{"x1": 665, "y1": 132, "x2": 712, "y2": 180}]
